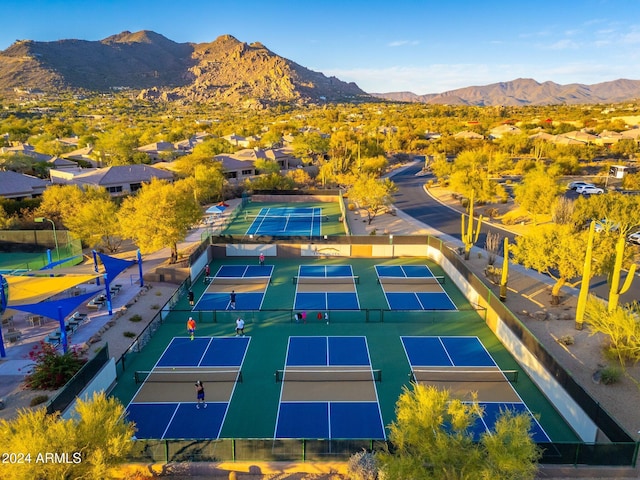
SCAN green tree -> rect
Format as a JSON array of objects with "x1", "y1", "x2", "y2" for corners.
[
  {"x1": 95, "y1": 128, "x2": 141, "y2": 165},
  {"x1": 513, "y1": 165, "x2": 564, "y2": 223},
  {"x1": 511, "y1": 224, "x2": 592, "y2": 305},
  {"x1": 248, "y1": 172, "x2": 295, "y2": 191},
  {"x1": 36, "y1": 185, "x2": 86, "y2": 225},
  {"x1": 585, "y1": 296, "x2": 640, "y2": 365},
  {"x1": 348, "y1": 176, "x2": 397, "y2": 225},
  {"x1": 379, "y1": 384, "x2": 541, "y2": 480},
  {"x1": 448, "y1": 149, "x2": 505, "y2": 204},
  {"x1": 0, "y1": 392, "x2": 135, "y2": 480},
  {"x1": 193, "y1": 163, "x2": 226, "y2": 204},
  {"x1": 61, "y1": 192, "x2": 122, "y2": 252},
  {"x1": 118, "y1": 178, "x2": 201, "y2": 263},
  {"x1": 254, "y1": 158, "x2": 281, "y2": 175}
]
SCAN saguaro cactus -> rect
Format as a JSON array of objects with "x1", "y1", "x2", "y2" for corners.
[
  {"x1": 499, "y1": 237, "x2": 509, "y2": 302},
  {"x1": 575, "y1": 221, "x2": 595, "y2": 330},
  {"x1": 461, "y1": 211, "x2": 482, "y2": 260},
  {"x1": 608, "y1": 233, "x2": 637, "y2": 312}
]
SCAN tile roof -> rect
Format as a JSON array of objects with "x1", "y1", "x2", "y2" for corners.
[
  {"x1": 72, "y1": 165, "x2": 174, "y2": 186},
  {"x1": 0, "y1": 171, "x2": 49, "y2": 197}
]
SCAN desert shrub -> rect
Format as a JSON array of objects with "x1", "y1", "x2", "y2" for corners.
[
  {"x1": 484, "y1": 207, "x2": 499, "y2": 219},
  {"x1": 558, "y1": 335, "x2": 574, "y2": 345},
  {"x1": 129, "y1": 314, "x2": 143, "y2": 322},
  {"x1": 29, "y1": 394, "x2": 49, "y2": 407},
  {"x1": 348, "y1": 203, "x2": 356, "y2": 211},
  {"x1": 150, "y1": 304, "x2": 160, "y2": 310},
  {"x1": 24, "y1": 342, "x2": 86, "y2": 390},
  {"x1": 600, "y1": 366, "x2": 622, "y2": 385},
  {"x1": 500, "y1": 210, "x2": 528, "y2": 225},
  {"x1": 123, "y1": 331, "x2": 137, "y2": 338},
  {"x1": 347, "y1": 450, "x2": 378, "y2": 480}
]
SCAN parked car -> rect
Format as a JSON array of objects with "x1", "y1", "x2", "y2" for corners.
[
  {"x1": 567, "y1": 181, "x2": 594, "y2": 191},
  {"x1": 627, "y1": 231, "x2": 640, "y2": 245},
  {"x1": 594, "y1": 220, "x2": 619, "y2": 233},
  {"x1": 576, "y1": 185, "x2": 604, "y2": 195}
]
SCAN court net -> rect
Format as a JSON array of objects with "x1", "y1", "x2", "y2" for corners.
[
  {"x1": 378, "y1": 276, "x2": 445, "y2": 285},
  {"x1": 134, "y1": 369, "x2": 243, "y2": 384},
  {"x1": 244, "y1": 214, "x2": 329, "y2": 222},
  {"x1": 410, "y1": 369, "x2": 518, "y2": 383},
  {"x1": 294, "y1": 276, "x2": 359, "y2": 285},
  {"x1": 275, "y1": 369, "x2": 382, "y2": 383},
  {"x1": 209, "y1": 277, "x2": 271, "y2": 285}
]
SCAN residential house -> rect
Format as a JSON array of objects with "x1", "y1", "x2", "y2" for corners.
[
  {"x1": 0, "y1": 170, "x2": 49, "y2": 200},
  {"x1": 223, "y1": 133, "x2": 251, "y2": 148},
  {"x1": 47, "y1": 156, "x2": 78, "y2": 170},
  {"x1": 136, "y1": 141, "x2": 177, "y2": 163},
  {"x1": 620, "y1": 128, "x2": 640, "y2": 146},
  {"x1": 0, "y1": 144, "x2": 52, "y2": 162},
  {"x1": 50, "y1": 164, "x2": 174, "y2": 196},
  {"x1": 453, "y1": 131, "x2": 484, "y2": 140},
  {"x1": 559, "y1": 130, "x2": 598, "y2": 144},
  {"x1": 62, "y1": 145, "x2": 98, "y2": 167},
  {"x1": 488, "y1": 124, "x2": 522, "y2": 140},
  {"x1": 596, "y1": 130, "x2": 625, "y2": 148},
  {"x1": 214, "y1": 154, "x2": 255, "y2": 181}
]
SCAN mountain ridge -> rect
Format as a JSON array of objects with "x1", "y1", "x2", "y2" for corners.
[
  {"x1": 0, "y1": 31, "x2": 367, "y2": 104},
  {"x1": 2, "y1": 31, "x2": 640, "y2": 105},
  {"x1": 370, "y1": 77, "x2": 640, "y2": 106}
]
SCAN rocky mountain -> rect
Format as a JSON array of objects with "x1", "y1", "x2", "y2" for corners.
[
  {"x1": 0, "y1": 31, "x2": 367, "y2": 104},
  {"x1": 371, "y1": 78, "x2": 640, "y2": 106}
]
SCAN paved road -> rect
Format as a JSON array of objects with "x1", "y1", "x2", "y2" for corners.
[{"x1": 392, "y1": 163, "x2": 639, "y2": 305}]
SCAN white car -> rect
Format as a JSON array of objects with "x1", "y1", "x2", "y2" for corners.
[
  {"x1": 628, "y1": 231, "x2": 640, "y2": 245},
  {"x1": 567, "y1": 181, "x2": 594, "y2": 191},
  {"x1": 576, "y1": 185, "x2": 604, "y2": 195}
]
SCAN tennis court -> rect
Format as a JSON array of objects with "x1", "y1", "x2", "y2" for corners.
[
  {"x1": 293, "y1": 265, "x2": 360, "y2": 311},
  {"x1": 246, "y1": 207, "x2": 324, "y2": 236},
  {"x1": 194, "y1": 265, "x2": 273, "y2": 311},
  {"x1": 402, "y1": 336, "x2": 551, "y2": 442},
  {"x1": 125, "y1": 336, "x2": 249, "y2": 439},
  {"x1": 375, "y1": 264, "x2": 456, "y2": 311},
  {"x1": 275, "y1": 336, "x2": 386, "y2": 439}
]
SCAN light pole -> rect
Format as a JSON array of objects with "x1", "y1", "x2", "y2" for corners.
[{"x1": 35, "y1": 217, "x2": 60, "y2": 263}]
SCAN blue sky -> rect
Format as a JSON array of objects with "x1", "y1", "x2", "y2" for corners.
[{"x1": 2, "y1": 0, "x2": 640, "y2": 94}]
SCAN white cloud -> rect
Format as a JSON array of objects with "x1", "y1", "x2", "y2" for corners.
[
  {"x1": 544, "y1": 39, "x2": 580, "y2": 50},
  {"x1": 387, "y1": 40, "x2": 419, "y2": 47}
]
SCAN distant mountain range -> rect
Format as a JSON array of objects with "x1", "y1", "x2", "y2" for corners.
[
  {"x1": 371, "y1": 78, "x2": 640, "y2": 106},
  {"x1": 1, "y1": 31, "x2": 639, "y2": 106}
]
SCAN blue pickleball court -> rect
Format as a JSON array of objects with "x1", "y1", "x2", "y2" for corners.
[
  {"x1": 376, "y1": 264, "x2": 456, "y2": 311},
  {"x1": 401, "y1": 336, "x2": 551, "y2": 442},
  {"x1": 194, "y1": 265, "x2": 273, "y2": 311},
  {"x1": 125, "y1": 336, "x2": 249, "y2": 440},
  {"x1": 275, "y1": 336, "x2": 385, "y2": 439},
  {"x1": 294, "y1": 265, "x2": 360, "y2": 310}
]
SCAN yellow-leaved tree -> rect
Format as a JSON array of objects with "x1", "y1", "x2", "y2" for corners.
[
  {"x1": 0, "y1": 392, "x2": 135, "y2": 480},
  {"x1": 118, "y1": 178, "x2": 201, "y2": 263},
  {"x1": 378, "y1": 384, "x2": 541, "y2": 480}
]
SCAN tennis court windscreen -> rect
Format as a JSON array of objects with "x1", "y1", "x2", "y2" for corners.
[
  {"x1": 411, "y1": 369, "x2": 518, "y2": 383},
  {"x1": 275, "y1": 369, "x2": 381, "y2": 383},
  {"x1": 135, "y1": 369, "x2": 242, "y2": 384}
]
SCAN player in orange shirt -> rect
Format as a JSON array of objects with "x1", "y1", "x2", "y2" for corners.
[{"x1": 187, "y1": 317, "x2": 196, "y2": 340}]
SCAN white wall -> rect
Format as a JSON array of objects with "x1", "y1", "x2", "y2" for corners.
[{"x1": 61, "y1": 358, "x2": 117, "y2": 420}]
